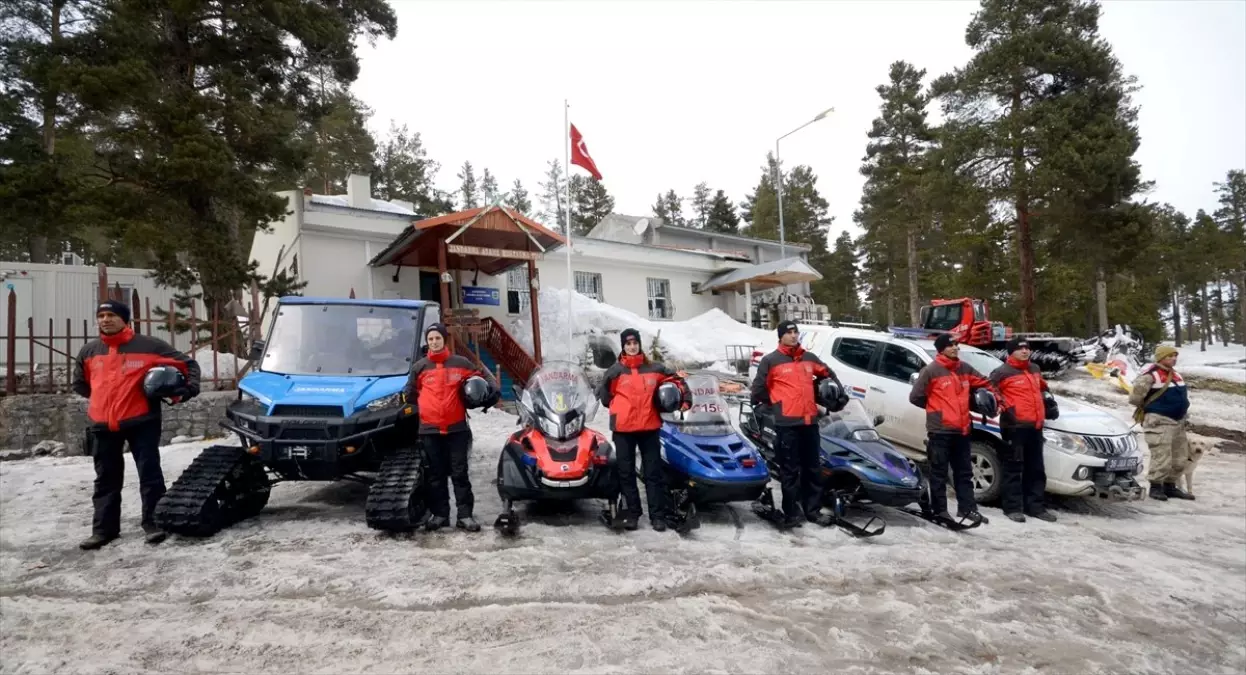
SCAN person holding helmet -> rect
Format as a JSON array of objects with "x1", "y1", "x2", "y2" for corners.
[
  {"x1": 71, "y1": 300, "x2": 200, "y2": 549},
  {"x1": 990, "y1": 338, "x2": 1058, "y2": 523},
  {"x1": 749, "y1": 320, "x2": 843, "y2": 529},
  {"x1": 596, "y1": 328, "x2": 690, "y2": 531},
  {"x1": 404, "y1": 323, "x2": 499, "y2": 532},
  {"x1": 909, "y1": 333, "x2": 1002, "y2": 525}
]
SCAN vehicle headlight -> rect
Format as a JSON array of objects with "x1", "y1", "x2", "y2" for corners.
[
  {"x1": 239, "y1": 391, "x2": 261, "y2": 404},
  {"x1": 366, "y1": 393, "x2": 404, "y2": 411},
  {"x1": 851, "y1": 429, "x2": 881, "y2": 442},
  {"x1": 1044, "y1": 429, "x2": 1089, "y2": 456},
  {"x1": 564, "y1": 416, "x2": 583, "y2": 436}
]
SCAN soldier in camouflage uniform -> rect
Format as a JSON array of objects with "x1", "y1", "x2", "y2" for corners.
[{"x1": 1128, "y1": 345, "x2": 1194, "y2": 501}]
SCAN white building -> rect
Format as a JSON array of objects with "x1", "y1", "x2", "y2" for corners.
[{"x1": 249, "y1": 174, "x2": 823, "y2": 329}]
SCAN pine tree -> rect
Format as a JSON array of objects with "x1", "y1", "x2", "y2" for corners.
[
  {"x1": 300, "y1": 92, "x2": 377, "y2": 194},
  {"x1": 480, "y1": 167, "x2": 501, "y2": 206},
  {"x1": 652, "y1": 190, "x2": 686, "y2": 227},
  {"x1": 815, "y1": 231, "x2": 862, "y2": 320},
  {"x1": 506, "y1": 178, "x2": 532, "y2": 216},
  {"x1": 372, "y1": 122, "x2": 453, "y2": 217},
  {"x1": 740, "y1": 153, "x2": 783, "y2": 241},
  {"x1": 704, "y1": 190, "x2": 740, "y2": 234},
  {"x1": 537, "y1": 159, "x2": 566, "y2": 230},
  {"x1": 457, "y1": 161, "x2": 478, "y2": 209},
  {"x1": 690, "y1": 182, "x2": 712, "y2": 228},
  {"x1": 569, "y1": 175, "x2": 615, "y2": 236},
  {"x1": 932, "y1": 0, "x2": 1143, "y2": 332},
  {"x1": 1213, "y1": 169, "x2": 1246, "y2": 343}
]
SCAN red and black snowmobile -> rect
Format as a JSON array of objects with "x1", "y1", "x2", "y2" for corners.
[{"x1": 493, "y1": 360, "x2": 621, "y2": 535}]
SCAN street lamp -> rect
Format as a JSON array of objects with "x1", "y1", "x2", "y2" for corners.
[{"x1": 775, "y1": 106, "x2": 834, "y2": 260}]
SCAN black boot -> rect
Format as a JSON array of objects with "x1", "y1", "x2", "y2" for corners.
[
  {"x1": 651, "y1": 518, "x2": 668, "y2": 532},
  {"x1": 1027, "y1": 510, "x2": 1057, "y2": 523},
  {"x1": 958, "y1": 510, "x2": 989, "y2": 525},
  {"x1": 142, "y1": 523, "x2": 167, "y2": 545},
  {"x1": 620, "y1": 514, "x2": 639, "y2": 531},
  {"x1": 79, "y1": 533, "x2": 117, "y2": 550},
  {"x1": 455, "y1": 517, "x2": 481, "y2": 532},
  {"x1": 1149, "y1": 484, "x2": 1169, "y2": 501},
  {"x1": 1005, "y1": 512, "x2": 1026, "y2": 523},
  {"x1": 424, "y1": 515, "x2": 449, "y2": 531},
  {"x1": 1164, "y1": 483, "x2": 1195, "y2": 500}
]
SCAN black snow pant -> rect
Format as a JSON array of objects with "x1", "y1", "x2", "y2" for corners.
[
  {"x1": 775, "y1": 424, "x2": 823, "y2": 520},
  {"x1": 423, "y1": 430, "x2": 474, "y2": 519},
  {"x1": 89, "y1": 418, "x2": 166, "y2": 537},
  {"x1": 614, "y1": 430, "x2": 670, "y2": 522},
  {"x1": 926, "y1": 432, "x2": 977, "y2": 516},
  {"x1": 1000, "y1": 427, "x2": 1047, "y2": 515}
]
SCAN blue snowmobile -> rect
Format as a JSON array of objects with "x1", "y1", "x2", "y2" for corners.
[
  {"x1": 655, "y1": 374, "x2": 771, "y2": 534},
  {"x1": 737, "y1": 384, "x2": 929, "y2": 537}
]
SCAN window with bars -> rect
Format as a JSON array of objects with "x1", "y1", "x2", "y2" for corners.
[
  {"x1": 506, "y1": 267, "x2": 530, "y2": 315},
  {"x1": 574, "y1": 271, "x2": 603, "y2": 302},
  {"x1": 646, "y1": 277, "x2": 672, "y2": 320}
]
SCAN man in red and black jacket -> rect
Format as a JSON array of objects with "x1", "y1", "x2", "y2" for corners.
[
  {"x1": 750, "y1": 320, "x2": 837, "y2": 529},
  {"x1": 71, "y1": 300, "x2": 200, "y2": 550},
  {"x1": 908, "y1": 333, "x2": 1000, "y2": 525},
  {"x1": 990, "y1": 338, "x2": 1057, "y2": 523},
  {"x1": 596, "y1": 328, "x2": 690, "y2": 532},
  {"x1": 404, "y1": 323, "x2": 498, "y2": 533}
]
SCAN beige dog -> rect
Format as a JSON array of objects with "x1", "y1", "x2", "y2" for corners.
[{"x1": 1178, "y1": 436, "x2": 1217, "y2": 496}]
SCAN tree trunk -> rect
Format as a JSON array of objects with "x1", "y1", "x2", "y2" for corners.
[
  {"x1": 884, "y1": 272, "x2": 896, "y2": 328},
  {"x1": 906, "y1": 226, "x2": 920, "y2": 325},
  {"x1": 1220, "y1": 280, "x2": 1230, "y2": 347},
  {"x1": 1200, "y1": 284, "x2": 1210, "y2": 351},
  {"x1": 1186, "y1": 296, "x2": 1195, "y2": 352},
  {"x1": 1010, "y1": 86, "x2": 1037, "y2": 333},
  {"x1": 1096, "y1": 265, "x2": 1109, "y2": 334},
  {"x1": 1239, "y1": 272, "x2": 1246, "y2": 345},
  {"x1": 1171, "y1": 283, "x2": 1182, "y2": 347}
]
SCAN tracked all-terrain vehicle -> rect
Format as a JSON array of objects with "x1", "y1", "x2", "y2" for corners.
[{"x1": 153, "y1": 297, "x2": 441, "y2": 537}]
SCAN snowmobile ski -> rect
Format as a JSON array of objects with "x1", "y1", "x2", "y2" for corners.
[
  {"x1": 815, "y1": 492, "x2": 886, "y2": 538},
  {"x1": 493, "y1": 499, "x2": 520, "y2": 536},
  {"x1": 899, "y1": 507, "x2": 983, "y2": 531},
  {"x1": 668, "y1": 490, "x2": 701, "y2": 535},
  {"x1": 750, "y1": 489, "x2": 803, "y2": 531}
]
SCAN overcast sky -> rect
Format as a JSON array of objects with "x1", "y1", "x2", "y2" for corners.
[{"x1": 352, "y1": 0, "x2": 1246, "y2": 242}]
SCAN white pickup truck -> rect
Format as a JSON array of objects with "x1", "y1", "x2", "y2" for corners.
[{"x1": 749, "y1": 326, "x2": 1145, "y2": 503}]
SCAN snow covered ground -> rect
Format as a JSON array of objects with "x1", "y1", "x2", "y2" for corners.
[
  {"x1": 1160, "y1": 341, "x2": 1246, "y2": 384},
  {"x1": 3, "y1": 395, "x2": 1245, "y2": 674}
]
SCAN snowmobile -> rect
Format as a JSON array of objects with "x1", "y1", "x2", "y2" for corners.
[
  {"x1": 493, "y1": 360, "x2": 621, "y2": 536},
  {"x1": 655, "y1": 374, "x2": 771, "y2": 534}
]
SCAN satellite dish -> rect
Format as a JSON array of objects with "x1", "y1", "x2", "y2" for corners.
[{"x1": 633, "y1": 218, "x2": 650, "y2": 235}]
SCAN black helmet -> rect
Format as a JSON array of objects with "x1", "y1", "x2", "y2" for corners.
[
  {"x1": 816, "y1": 379, "x2": 847, "y2": 412},
  {"x1": 654, "y1": 381, "x2": 683, "y2": 413},
  {"x1": 461, "y1": 376, "x2": 492, "y2": 408},
  {"x1": 142, "y1": 365, "x2": 185, "y2": 399},
  {"x1": 970, "y1": 388, "x2": 998, "y2": 417},
  {"x1": 1043, "y1": 390, "x2": 1060, "y2": 420}
]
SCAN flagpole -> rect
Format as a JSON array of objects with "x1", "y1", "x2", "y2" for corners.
[{"x1": 564, "y1": 99, "x2": 573, "y2": 362}]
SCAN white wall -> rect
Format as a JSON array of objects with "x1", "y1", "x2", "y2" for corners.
[
  {"x1": 249, "y1": 190, "x2": 303, "y2": 282},
  {"x1": 0, "y1": 262, "x2": 203, "y2": 368}
]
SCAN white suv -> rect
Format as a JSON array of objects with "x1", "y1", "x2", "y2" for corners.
[{"x1": 749, "y1": 326, "x2": 1145, "y2": 503}]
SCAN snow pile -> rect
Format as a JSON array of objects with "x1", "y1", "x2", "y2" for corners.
[
  {"x1": 1160, "y1": 341, "x2": 1246, "y2": 384},
  {"x1": 506, "y1": 287, "x2": 774, "y2": 365}
]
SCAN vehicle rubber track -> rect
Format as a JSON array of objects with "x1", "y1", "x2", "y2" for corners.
[
  {"x1": 153, "y1": 444, "x2": 271, "y2": 537},
  {"x1": 365, "y1": 446, "x2": 427, "y2": 532}
]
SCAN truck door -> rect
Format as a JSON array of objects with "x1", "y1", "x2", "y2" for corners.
[{"x1": 867, "y1": 343, "x2": 929, "y2": 451}]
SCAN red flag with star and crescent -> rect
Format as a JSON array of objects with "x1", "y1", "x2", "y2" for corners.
[{"x1": 569, "y1": 123, "x2": 602, "y2": 180}]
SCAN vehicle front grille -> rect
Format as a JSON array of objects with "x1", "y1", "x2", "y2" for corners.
[
  {"x1": 270, "y1": 405, "x2": 342, "y2": 417},
  {"x1": 1083, "y1": 434, "x2": 1138, "y2": 458}
]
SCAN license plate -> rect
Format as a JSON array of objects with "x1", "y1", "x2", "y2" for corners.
[{"x1": 1105, "y1": 457, "x2": 1138, "y2": 472}]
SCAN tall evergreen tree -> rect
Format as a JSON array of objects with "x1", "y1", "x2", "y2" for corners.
[
  {"x1": 457, "y1": 160, "x2": 478, "y2": 209},
  {"x1": 569, "y1": 175, "x2": 615, "y2": 236},
  {"x1": 300, "y1": 92, "x2": 376, "y2": 194},
  {"x1": 814, "y1": 231, "x2": 862, "y2": 320},
  {"x1": 1213, "y1": 169, "x2": 1246, "y2": 343},
  {"x1": 704, "y1": 190, "x2": 740, "y2": 234},
  {"x1": 652, "y1": 189, "x2": 686, "y2": 227},
  {"x1": 690, "y1": 182, "x2": 712, "y2": 228},
  {"x1": 480, "y1": 167, "x2": 500, "y2": 206},
  {"x1": 506, "y1": 178, "x2": 532, "y2": 216},
  {"x1": 69, "y1": 0, "x2": 398, "y2": 308},
  {"x1": 932, "y1": 0, "x2": 1142, "y2": 332},
  {"x1": 537, "y1": 158, "x2": 566, "y2": 230},
  {"x1": 371, "y1": 122, "x2": 452, "y2": 217}
]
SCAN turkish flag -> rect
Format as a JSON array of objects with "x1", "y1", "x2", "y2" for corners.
[{"x1": 570, "y1": 123, "x2": 602, "y2": 180}]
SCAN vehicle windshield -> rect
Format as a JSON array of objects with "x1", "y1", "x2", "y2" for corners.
[
  {"x1": 259, "y1": 303, "x2": 421, "y2": 377},
  {"x1": 522, "y1": 360, "x2": 599, "y2": 421},
  {"x1": 663, "y1": 374, "x2": 733, "y2": 436},
  {"x1": 921, "y1": 344, "x2": 1003, "y2": 375},
  {"x1": 818, "y1": 399, "x2": 883, "y2": 441}
]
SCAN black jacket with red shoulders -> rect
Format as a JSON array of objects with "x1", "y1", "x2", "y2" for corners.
[
  {"x1": 989, "y1": 355, "x2": 1049, "y2": 430},
  {"x1": 597, "y1": 353, "x2": 688, "y2": 433},
  {"x1": 404, "y1": 348, "x2": 497, "y2": 435},
  {"x1": 750, "y1": 343, "x2": 833, "y2": 426},
  {"x1": 72, "y1": 326, "x2": 201, "y2": 432},
  {"x1": 909, "y1": 354, "x2": 1003, "y2": 435}
]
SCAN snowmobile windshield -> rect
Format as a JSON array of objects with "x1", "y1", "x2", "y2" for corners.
[
  {"x1": 259, "y1": 303, "x2": 421, "y2": 377},
  {"x1": 521, "y1": 361, "x2": 599, "y2": 439},
  {"x1": 662, "y1": 374, "x2": 733, "y2": 436},
  {"x1": 818, "y1": 399, "x2": 883, "y2": 442}
]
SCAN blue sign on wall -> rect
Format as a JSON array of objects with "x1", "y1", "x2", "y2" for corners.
[{"x1": 461, "y1": 286, "x2": 500, "y2": 306}]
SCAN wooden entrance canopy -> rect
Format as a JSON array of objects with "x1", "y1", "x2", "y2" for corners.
[{"x1": 368, "y1": 204, "x2": 567, "y2": 365}]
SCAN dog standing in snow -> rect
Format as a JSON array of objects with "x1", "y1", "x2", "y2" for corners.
[{"x1": 1178, "y1": 436, "x2": 1217, "y2": 497}]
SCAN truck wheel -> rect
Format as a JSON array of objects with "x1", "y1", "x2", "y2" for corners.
[{"x1": 968, "y1": 440, "x2": 1002, "y2": 504}]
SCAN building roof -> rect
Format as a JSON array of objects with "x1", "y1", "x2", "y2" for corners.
[
  {"x1": 697, "y1": 257, "x2": 823, "y2": 293},
  {"x1": 368, "y1": 205, "x2": 567, "y2": 276},
  {"x1": 589, "y1": 213, "x2": 814, "y2": 252},
  {"x1": 306, "y1": 193, "x2": 417, "y2": 216}
]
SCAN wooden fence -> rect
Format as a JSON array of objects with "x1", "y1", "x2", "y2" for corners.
[{"x1": 3, "y1": 265, "x2": 260, "y2": 396}]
